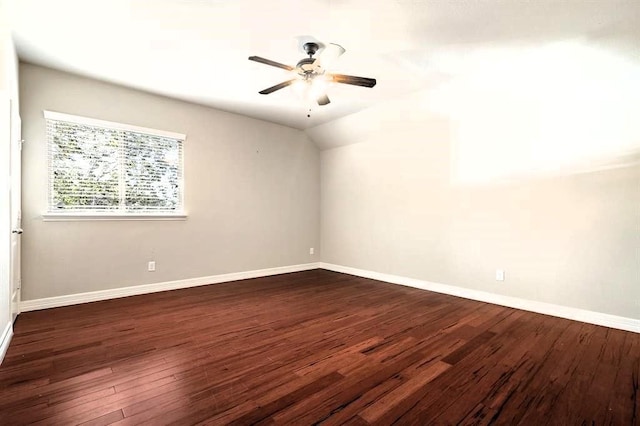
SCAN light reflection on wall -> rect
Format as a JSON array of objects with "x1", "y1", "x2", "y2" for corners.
[{"x1": 429, "y1": 41, "x2": 640, "y2": 185}]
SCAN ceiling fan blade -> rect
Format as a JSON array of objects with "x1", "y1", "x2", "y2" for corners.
[
  {"x1": 248, "y1": 56, "x2": 294, "y2": 71},
  {"x1": 317, "y1": 94, "x2": 330, "y2": 106},
  {"x1": 330, "y1": 74, "x2": 377, "y2": 88},
  {"x1": 314, "y1": 43, "x2": 346, "y2": 72},
  {"x1": 258, "y1": 79, "x2": 297, "y2": 95}
]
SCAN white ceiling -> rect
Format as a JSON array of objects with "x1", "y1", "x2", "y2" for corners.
[{"x1": 7, "y1": 0, "x2": 640, "y2": 131}]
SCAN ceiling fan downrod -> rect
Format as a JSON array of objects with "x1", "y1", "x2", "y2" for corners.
[{"x1": 303, "y1": 42, "x2": 320, "y2": 58}]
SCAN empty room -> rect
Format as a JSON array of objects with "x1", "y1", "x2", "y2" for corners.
[{"x1": 1, "y1": 0, "x2": 639, "y2": 424}]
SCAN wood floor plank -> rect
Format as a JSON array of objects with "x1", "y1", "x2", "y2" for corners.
[
  {"x1": 0, "y1": 270, "x2": 637, "y2": 425},
  {"x1": 268, "y1": 348, "x2": 430, "y2": 424},
  {"x1": 78, "y1": 409, "x2": 124, "y2": 426},
  {"x1": 358, "y1": 360, "x2": 450, "y2": 423}
]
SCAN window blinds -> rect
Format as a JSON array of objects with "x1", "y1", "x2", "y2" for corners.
[{"x1": 46, "y1": 113, "x2": 184, "y2": 213}]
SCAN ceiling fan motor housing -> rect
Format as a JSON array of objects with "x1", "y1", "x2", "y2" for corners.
[{"x1": 296, "y1": 57, "x2": 317, "y2": 75}]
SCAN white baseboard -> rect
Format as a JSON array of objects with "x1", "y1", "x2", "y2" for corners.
[
  {"x1": 18, "y1": 261, "x2": 639, "y2": 334},
  {"x1": 0, "y1": 321, "x2": 13, "y2": 365},
  {"x1": 20, "y1": 262, "x2": 321, "y2": 312},
  {"x1": 319, "y1": 262, "x2": 640, "y2": 334}
]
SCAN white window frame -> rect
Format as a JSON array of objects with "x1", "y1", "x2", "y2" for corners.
[{"x1": 42, "y1": 111, "x2": 187, "y2": 221}]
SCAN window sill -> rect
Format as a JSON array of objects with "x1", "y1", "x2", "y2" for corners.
[{"x1": 42, "y1": 212, "x2": 188, "y2": 221}]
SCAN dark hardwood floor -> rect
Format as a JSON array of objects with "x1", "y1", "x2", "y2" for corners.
[{"x1": 0, "y1": 269, "x2": 638, "y2": 425}]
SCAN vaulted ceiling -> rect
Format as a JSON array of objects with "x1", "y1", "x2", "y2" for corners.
[{"x1": 7, "y1": 0, "x2": 640, "y2": 139}]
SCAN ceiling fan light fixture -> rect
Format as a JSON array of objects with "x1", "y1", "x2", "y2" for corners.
[
  {"x1": 291, "y1": 75, "x2": 330, "y2": 103},
  {"x1": 309, "y1": 75, "x2": 330, "y2": 98},
  {"x1": 291, "y1": 79, "x2": 309, "y2": 99}
]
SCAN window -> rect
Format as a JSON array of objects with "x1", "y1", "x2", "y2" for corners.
[{"x1": 45, "y1": 111, "x2": 185, "y2": 219}]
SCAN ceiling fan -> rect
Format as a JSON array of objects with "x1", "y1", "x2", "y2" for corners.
[{"x1": 249, "y1": 41, "x2": 376, "y2": 106}]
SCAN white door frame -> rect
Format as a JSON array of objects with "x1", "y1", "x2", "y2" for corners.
[
  {"x1": 0, "y1": 92, "x2": 11, "y2": 338},
  {"x1": 9, "y1": 98, "x2": 21, "y2": 320}
]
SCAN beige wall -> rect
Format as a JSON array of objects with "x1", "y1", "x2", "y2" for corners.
[
  {"x1": 320, "y1": 96, "x2": 640, "y2": 319},
  {"x1": 20, "y1": 63, "x2": 320, "y2": 300},
  {"x1": 17, "y1": 60, "x2": 640, "y2": 321}
]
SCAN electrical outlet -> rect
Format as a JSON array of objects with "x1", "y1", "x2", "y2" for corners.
[
  {"x1": 309, "y1": 247, "x2": 314, "y2": 255},
  {"x1": 496, "y1": 269, "x2": 505, "y2": 281},
  {"x1": 148, "y1": 261, "x2": 156, "y2": 272}
]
